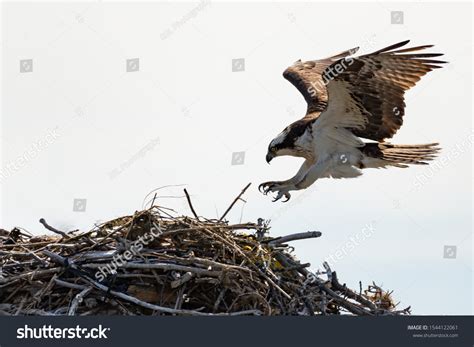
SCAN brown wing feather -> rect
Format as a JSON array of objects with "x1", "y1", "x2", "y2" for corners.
[
  {"x1": 327, "y1": 40, "x2": 447, "y2": 140},
  {"x1": 282, "y1": 47, "x2": 359, "y2": 117}
]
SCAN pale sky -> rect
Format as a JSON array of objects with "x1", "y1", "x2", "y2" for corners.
[{"x1": 1, "y1": 1, "x2": 472, "y2": 315}]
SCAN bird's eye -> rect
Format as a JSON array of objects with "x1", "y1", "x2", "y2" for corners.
[{"x1": 270, "y1": 146, "x2": 276, "y2": 152}]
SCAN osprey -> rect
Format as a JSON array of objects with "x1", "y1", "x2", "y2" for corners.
[{"x1": 259, "y1": 40, "x2": 446, "y2": 202}]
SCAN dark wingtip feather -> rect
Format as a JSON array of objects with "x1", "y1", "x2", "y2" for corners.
[
  {"x1": 427, "y1": 64, "x2": 445, "y2": 69},
  {"x1": 371, "y1": 40, "x2": 410, "y2": 54},
  {"x1": 416, "y1": 59, "x2": 448, "y2": 64},
  {"x1": 391, "y1": 44, "x2": 434, "y2": 53},
  {"x1": 398, "y1": 53, "x2": 445, "y2": 58}
]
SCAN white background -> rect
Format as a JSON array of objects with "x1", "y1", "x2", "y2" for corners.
[{"x1": 1, "y1": 1, "x2": 472, "y2": 315}]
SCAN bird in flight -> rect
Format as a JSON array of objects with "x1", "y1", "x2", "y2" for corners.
[{"x1": 259, "y1": 40, "x2": 446, "y2": 202}]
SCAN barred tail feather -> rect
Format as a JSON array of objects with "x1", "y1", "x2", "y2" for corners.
[{"x1": 362, "y1": 142, "x2": 440, "y2": 167}]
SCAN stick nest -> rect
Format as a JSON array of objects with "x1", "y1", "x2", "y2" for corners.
[{"x1": 0, "y1": 204, "x2": 411, "y2": 316}]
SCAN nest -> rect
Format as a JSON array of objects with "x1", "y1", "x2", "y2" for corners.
[{"x1": 0, "y1": 186, "x2": 411, "y2": 316}]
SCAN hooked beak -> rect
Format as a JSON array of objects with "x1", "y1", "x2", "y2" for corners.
[{"x1": 266, "y1": 152, "x2": 275, "y2": 164}]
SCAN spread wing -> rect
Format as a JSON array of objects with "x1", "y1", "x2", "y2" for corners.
[
  {"x1": 283, "y1": 46, "x2": 359, "y2": 116},
  {"x1": 284, "y1": 40, "x2": 446, "y2": 140},
  {"x1": 325, "y1": 40, "x2": 446, "y2": 140}
]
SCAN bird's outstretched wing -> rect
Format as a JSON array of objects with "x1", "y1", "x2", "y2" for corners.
[
  {"x1": 324, "y1": 40, "x2": 446, "y2": 140},
  {"x1": 284, "y1": 40, "x2": 446, "y2": 140},
  {"x1": 283, "y1": 46, "x2": 359, "y2": 116}
]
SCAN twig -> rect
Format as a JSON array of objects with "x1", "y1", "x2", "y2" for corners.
[
  {"x1": 38, "y1": 218, "x2": 69, "y2": 238},
  {"x1": 267, "y1": 231, "x2": 322, "y2": 246},
  {"x1": 87, "y1": 276, "x2": 260, "y2": 316},
  {"x1": 1, "y1": 268, "x2": 62, "y2": 284},
  {"x1": 321, "y1": 284, "x2": 373, "y2": 316},
  {"x1": 331, "y1": 271, "x2": 378, "y2": 312},
  {"x1": 82, "y1": 262, "x2": 223, "y2": 277},
  {"x1": 219, "y1": 183, "x2": 251, "y2": 221},
  {"x1": 150, "y1": 193, "x2": 158, "y2": 207},
  {"x1": 171, "y1": 272, "x2": 194, "y2": 289},
  {"x1": 183, "y1": 189, "x2": 199, "y2": 220},
  {"x1": 54, "y1": 279, "x2": 88, "y2": 291},
  {"x1": 68, "y1": 287, "x2": 92, "y2": 315}
]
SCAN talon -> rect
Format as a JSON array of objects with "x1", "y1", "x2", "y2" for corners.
[
  {"x1": 260, "y1": 181, "x2": 291, "y2": 202},
  {"x1": 259, "y1": 182, "x2": 275, "y2": 195},
  {"x1": 272, "y1": 191, "x2": 284, "y2": 202},
  {"x1": 258, "y1": 182, "x2": 267, "y2": 194}
]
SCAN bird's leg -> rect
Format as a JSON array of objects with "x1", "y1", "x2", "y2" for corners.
[
  {"x1": 259, "y1": 160, "x2": 313, "y2": 202},
  {"x1": 261, "y1": 156, "x2": 333, "y2": 202},
  {"x1": 294, "y1": 156, "x2": 332, "y2": 190}
]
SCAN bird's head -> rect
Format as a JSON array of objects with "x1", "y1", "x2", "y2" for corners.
[
  {"x1": 266, "y1": 139, "x2": 282, "y2": 163},
  {"x1": 266, "y1": 121, "x2": 308, "y2": 163}
]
